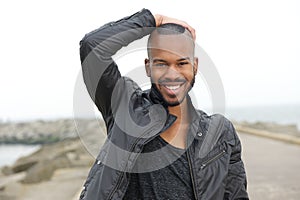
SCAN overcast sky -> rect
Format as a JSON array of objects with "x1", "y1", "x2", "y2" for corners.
[{"x1": 0, "y1": 0, "x2": 299, "y2": 121}]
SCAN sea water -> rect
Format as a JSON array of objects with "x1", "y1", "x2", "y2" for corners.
[
  {"x1": 0, "y1": 144, "x2": 40, "y2": 167},
  {"x1": 224, "y1": 104, "x2": 300, "y2": 129}
]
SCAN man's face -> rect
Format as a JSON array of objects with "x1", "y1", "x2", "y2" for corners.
[{"x1": 145, "y1": 33, "x2": 198, "y2": 106}]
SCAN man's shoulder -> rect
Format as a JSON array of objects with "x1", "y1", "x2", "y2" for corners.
[
  {"x1": 195, "y1": 110, "x2": 236, "y2": 137},
  {"x1": 196, "y1": 110, "x2": 233, "y2": 126},
  {"x1": 194, "y1": 109, "x2": 229, "y2": 123}
]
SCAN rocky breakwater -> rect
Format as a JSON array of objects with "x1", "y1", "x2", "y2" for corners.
[
  {"x1": 0, "y1": 119, "x2": 79, "y2": 144},
  {"x1": 233, "y1": 121, "x2": 300, "y2": 145},
  {"x1": 0, "y1": 118, "x2": 107, "y2": 200}
]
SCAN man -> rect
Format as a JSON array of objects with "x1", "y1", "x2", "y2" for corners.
[{"x1": 79, "y1": 8, "x2": 248, "y2": 200}]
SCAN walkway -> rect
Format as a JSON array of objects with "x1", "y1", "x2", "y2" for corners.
[{"x1": 239, "y1": 132, "x2": 300, "y2": 200}]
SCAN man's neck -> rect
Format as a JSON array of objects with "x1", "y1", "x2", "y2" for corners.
[
  {"x1": 168, "y1": 98, "x2": 190, "y2": 124},
  {"x1": 160, "y1": 98, "x2": 190, "y2": 149}
]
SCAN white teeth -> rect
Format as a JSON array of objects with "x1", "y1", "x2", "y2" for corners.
[{"x1": 165, "y1": 85, "x2": 180, "y2": 90}]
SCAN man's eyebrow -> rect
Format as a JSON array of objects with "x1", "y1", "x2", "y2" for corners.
[
  {"x1": 152, "y1": 57, "x2": 191, "y2": 63},
  {"x1": 152, "y1": 59, "x2": 168, "y2": 63},
  {"x1": 177, "y1": 57, "x2": 191, "y2": 62}
]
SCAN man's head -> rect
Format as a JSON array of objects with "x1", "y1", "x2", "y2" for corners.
[{"x1": 145, "y1": 23, "x2": 198, "y2": 107}]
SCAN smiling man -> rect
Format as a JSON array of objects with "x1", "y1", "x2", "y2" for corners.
[
  {"x1": 146, "y1": 24, "x2": 197, "y2": 107},
  {"x1": 144, "y1": 24, "x2": 198, "y2": 150},
  {"x1": 79, "y1": 9, "x2": 248, "y2": 200}
]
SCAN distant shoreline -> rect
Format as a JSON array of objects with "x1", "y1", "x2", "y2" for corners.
[
  {"x1": 0, "y1": 118, "x2": 298, "y2": 145},
  {"x1": 0, "y1": 118, "x2": 104, "y2": 145}
]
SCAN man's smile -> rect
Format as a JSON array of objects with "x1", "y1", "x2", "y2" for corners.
[
  {"x1": 159, "y1": 81, "x2": 186, "y2": 96},
  {"x1": 164, "y1": 85, "x2": 181, "y2": 90}
]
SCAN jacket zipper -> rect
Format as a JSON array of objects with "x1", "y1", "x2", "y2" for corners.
[
  {"x1": 107, "y1": 133, "x2": 148, "y2": 199},
  {"x1": 107, "y1": 123, "x2": 168, "y2": 200},
  {"x1": 107, "y1": 113, "x2": 175, "y2": 199},
  {"x1": 187, "y1": 147, "x2": 199, "y2": 200},
  {"x1": 200, "y1": 149, "x2": 226, "y2": 169},
  {"x1": 199, "y1": 115, "x2": 225, "y2": 170}
]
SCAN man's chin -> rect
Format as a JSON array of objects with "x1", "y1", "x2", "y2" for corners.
[
  {"x1": 160, "y1": 89, "x2": 188, "y2": 107},
  {"x1": 164, "y1": 97, "x2": 185, "y2": 107},
  {"x1": 166, "y1": 101, "x2": 181, "y2": 107},
  {"x1": 151, "y1": 83, "x2": 189, "y2": 107}
]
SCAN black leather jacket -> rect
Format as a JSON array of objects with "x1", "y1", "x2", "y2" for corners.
[{"x1": 79, "y1": 8, "x2": 248, "y2": 200}]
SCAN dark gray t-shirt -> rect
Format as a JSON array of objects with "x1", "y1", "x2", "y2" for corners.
[{"x1": 123, "y1": 136, "x2": 195, "y2": 200}]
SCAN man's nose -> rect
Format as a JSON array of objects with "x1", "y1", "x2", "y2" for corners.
[{"x1": 164, "y1": 65, "x2": 181, "y2": 80}]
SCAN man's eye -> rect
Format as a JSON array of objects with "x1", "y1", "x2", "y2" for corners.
[
  {"x1": 178, "y1": 62, "x2": 189, "y2": 66},
  {"x1": 154, "y1": 63, "x2": 167, "y2": 67}
]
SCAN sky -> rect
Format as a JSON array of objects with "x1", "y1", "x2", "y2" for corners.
[{"x1": 0, "y1": 0, "x2": 299, "y2": 122}]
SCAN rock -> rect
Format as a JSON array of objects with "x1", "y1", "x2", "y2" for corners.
[
  {"x1": 53, "y1": 154, "x2": 72, "y2": 169},
  {"x1": 2, "y1": 138, "x2": 95, "y2": 184},
  {"x1": 22, "y1": 154, "x2": 73, "y2": 184},
  {"x1": 11, "y1": 159, "x2": 38, "y2": 173},
  {"x1": 22, "y1": 159, "x2": 56, "y2": 183},
  {"x1": 0, "y1": 119, "x2": 104, "y2": 184},
  {"x1": 0, "y1": 119, "x2": 84, "y2": 144},
  {"x1": 234, "y1": 121, "x2": 300, "y2": 137},
  {"x1": 1, "y1": 166, "x2": 13, "y2": 176}
]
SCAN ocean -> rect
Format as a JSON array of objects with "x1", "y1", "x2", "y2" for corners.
[
  {"x1": 0, "y1": 144, "x2": 40, "y2": 167},
  {"x1": 224, "y1": 104, "x2": 300, "y2": 129}
]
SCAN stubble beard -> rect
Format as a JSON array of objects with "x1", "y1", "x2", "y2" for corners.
[{"x1": 151, "y1": 76, "x2": 195, "y2": 107}]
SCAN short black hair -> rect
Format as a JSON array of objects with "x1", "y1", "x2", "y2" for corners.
[
  {"x1": 155, "y1": 23, "x2": 186, "y2": 35},
  {"x1": 147, "y1": 23, "x2": 194, "y2": 57}
]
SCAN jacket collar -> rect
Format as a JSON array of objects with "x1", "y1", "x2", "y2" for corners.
[
  {"x1": 148, "y1": 86, "x2": 208, "y2": 140},
  {"x1": 148, "y1": 84, "x2": 168, "y2": 108}
]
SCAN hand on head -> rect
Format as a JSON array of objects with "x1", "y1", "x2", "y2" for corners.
[{"x1": 154, "y1": 14, "x2": 196, "y2": 40}]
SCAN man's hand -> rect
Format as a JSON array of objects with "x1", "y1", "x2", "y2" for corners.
[{"x1": 154, "y1": 14, "x2": 196, "y2": 40}]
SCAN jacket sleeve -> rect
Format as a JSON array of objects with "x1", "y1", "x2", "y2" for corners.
[
  {"x1": 224, "y1": 122, "x2": 249, "y2": 200},
  {"x1": 79, "y1": 9, "x2": 156, "y2": 126}
]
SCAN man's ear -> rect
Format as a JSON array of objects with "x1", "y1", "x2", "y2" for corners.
[
  {"x1": 193, "y1": 57, "x2": 198, "y2": 75},
  {"x1": 145, "y1": 58, "x2": 151, "y2": 77}
]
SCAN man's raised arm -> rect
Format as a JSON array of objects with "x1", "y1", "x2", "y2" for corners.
[{"x1": 79, "y1": 9, "x2": 156, "y2": 123}]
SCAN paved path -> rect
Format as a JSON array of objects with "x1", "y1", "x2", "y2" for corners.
[
  {"x1": 238, "y1": 132, "x2": 300, "y2": 200},
  {"x1": 0, "y1": 167, "x2": 89, "y2": 200}
]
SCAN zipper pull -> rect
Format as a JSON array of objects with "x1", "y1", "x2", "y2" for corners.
[{"x1": 200, "y1": 149, "x2": 226, "y2": 170}]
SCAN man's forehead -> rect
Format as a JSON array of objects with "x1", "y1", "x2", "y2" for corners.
[
  {"x1": 148, "y1": 34, "x2": 194, "y2": 57},
  {"x1": 150, "y1": 32, "x2": 192, "y2": 44}
]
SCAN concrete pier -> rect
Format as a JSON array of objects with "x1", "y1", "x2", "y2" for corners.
[{"x1": 239, "y1": 132, "x2": 300, "y2": 200}]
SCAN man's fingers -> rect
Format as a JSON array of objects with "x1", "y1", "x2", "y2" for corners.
[
  {"x1": 174, "y1": 21, "x2": 196, "y2": 40},
  {"x1": 188, "y1": 27, "x2": 196, "y2": 40}
]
